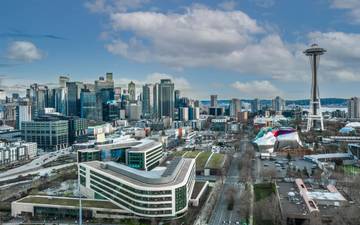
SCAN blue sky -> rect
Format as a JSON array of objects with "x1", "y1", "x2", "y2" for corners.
[{"x1": 1, "y1": 0, "x2": 360, "y2": 99}]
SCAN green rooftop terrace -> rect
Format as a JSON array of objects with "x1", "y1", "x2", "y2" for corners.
[
  {"x1": 205, "y1": 153, "x2": 225, "y2": 169},
  {"x1": 18, "y1": 196, "x2": 120, "y2": 210}
]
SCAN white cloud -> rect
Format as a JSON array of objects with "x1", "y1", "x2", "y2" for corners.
[
  {"x1": 7, "y1": 41, "x2": 43, "y2": 62},
  {"x1": 231, "y1": 80, "x2": 281, "y2": 98},
  {"x1": 306, "y1": 32, "x2": 360, "y2": 82},
  {"x1": 89, "y1": 3, "x2": 360, "y2": 84},
  {"x1": 331, "y1": 0, "x2": 360, "y2": 24},
  {"x1": 218, "y1": 1, "x2": 237, "y2": 11}
]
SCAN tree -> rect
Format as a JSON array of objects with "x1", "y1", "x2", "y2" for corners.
[
  {"x1": 302, "y1": 166, "x2": 309, "y2": 178},
  {"x1": 261, "y1": 168, "x2": 277, "y2": 181},
  {"x1": 239, "y1": 188, "x2": 251, "y2": 219},
  {"x1": 287, "y1": 152, "x2": 292, "y2": 161},
  {"x1": 225, "y1": 187, "x2": 237, "y2": 211}
]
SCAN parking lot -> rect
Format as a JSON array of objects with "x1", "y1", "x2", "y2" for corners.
[{"x1": 260, "y1": 155, "x2": 316, "y2": 179}]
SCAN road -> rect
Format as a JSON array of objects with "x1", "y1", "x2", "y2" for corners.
[
  {"x1": 208, "y1": 139, "x2": 249, "y2": 225},
  {"x1": 0, "y1": 148, "x2": 71, "y2": 179}
]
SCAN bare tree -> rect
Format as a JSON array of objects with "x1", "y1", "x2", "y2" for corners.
[
  {"x1": 261, "y1": 168, "x2": 277, "y2": 181},
  {"x1": 239, "y1": 188, "x2": 251, "y2": 219}
]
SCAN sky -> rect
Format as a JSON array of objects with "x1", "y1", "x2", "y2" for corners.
[{"x1": 1, "y1": 0, "x2": 360, "y2": 100}]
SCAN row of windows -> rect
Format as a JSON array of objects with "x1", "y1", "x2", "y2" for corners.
[
  {"x1": 90, "y1": 179, "x2": 172, "y2": 209},
  {"x1": 90, "y1": 174, "x2": 172, "y2": 202},
  {"x1": 90, "y1": 170, "x2": 172, "y2": 195},
  {"x1": 90, "y1": 185, "x2": 172, "y2": 216},
  {"x1": 146, "y1": 146, "x2": 162, "y2": 158},
  {"x1": 146, "y1": 149, "x2": 163, "y2": 162},
  {"x1": 175, "y1": 186, "x2": 187, "y2": 212},
  {"x1": 146, "y1": 153, "x2": 163, "y2": 167}
]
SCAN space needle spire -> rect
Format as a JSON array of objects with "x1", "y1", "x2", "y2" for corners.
[{"x1": 304, "y1": 44, "x2": 326, "y2": 131}]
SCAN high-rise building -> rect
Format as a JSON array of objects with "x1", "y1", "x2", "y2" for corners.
[
  {"x1": 174, "y1": 90, "x2": 181, "y2": 108},
  {"x1": 16, "y1": 100, "x2": 32, "y2": 129},
  {"x1": 210, "y1": 95, "x2": 218, "y2": 107},
  {"x1": 230, "y1": 98, "x2": 241, "y2": 117},
  {"x1": 54, "y1": 87, "x2": 68, "y2": 115},
  {"x1": 189, "y1": 107, "x2": 200, "y2": 120},
  {"x1": 59, "y1": 75, "x2": 70, "y2": 88},
  {"x1": 179, "y1": 107, "x2": 189, "y2": 121},
  {"x1": 157, "y1": 79, "x2": 174, "y2": 119},
  {"x1": 348, "y1": 97, "x2": 360, "y2": 119},
  {"x1": 251, "y1": 98, "x2": 260, "y2": 113},
  {"x1": 80, "y1": 91, "x2": 98, "y2": 121},
  {"x1": 128, "y1": 81, "x2": 136, "y2": 102},
  {"x1": 142, "y1": 84, "x2": 154, "y2": 117},
  {"x1": 67, "y1": 82, "x2": 84, "y2": 116},
  {"x1": 153, "y1": 83, "x2": 160, "y2": 118},
  {"x1": 106, "y1": 72, "x2": 113, "y2": 82},
  {"x1": 272, "y1": 96, "x2": 285, "y2": 113},
  {"x1": 103, "y1": 100, "x2": 120, "y2": 122},
  {"x1": 127, "y1": 103, "x2": 142, "y2": 121},
  {"x1": 114, "y1": 87, "x2": 121, "y2": 101},
  {"x1": 29, "y1": 83, "x2": 48, "y2": 118},
  {"x1": 21, "y1": 118, "x2": 69, "y2": 151},
  {"x1": 95, "y1": 76, "x2": 114, "y2": 92}
]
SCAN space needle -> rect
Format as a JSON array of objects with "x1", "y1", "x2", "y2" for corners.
[{"x1": 303, "y1": 44, "x2": 326, "y2": 131}]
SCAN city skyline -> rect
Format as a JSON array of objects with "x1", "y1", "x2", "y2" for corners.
[{"x1": 1, "y1": 0, "x2": 360, "y2": 99}]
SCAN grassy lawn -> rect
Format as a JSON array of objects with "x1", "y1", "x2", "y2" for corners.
[
  {"x1": 172, "y1": 150, "x2": 187, "y2": 157},
  {"x1": 184, "y1": 150, "x2": 201, "y2": 158},
  {"x1": 18, "y1": 196, "x2": 120, "y2": 209},
  {"x1": 342, "y1": 165, "x2": 360, "y2": 175},
  {"x1": 196, "y1": 151, "x2": 212, "y2": 171},
  {"x1": 205, "y1": 153, "x2": 225, "y2": 169},
  {"x1": 254, "y1": 183, "x2": 276, "y2": 202}
]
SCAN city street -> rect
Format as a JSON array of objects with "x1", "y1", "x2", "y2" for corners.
[
  {"x1": 0, "y1": 149, "x2": 72, "y2": 181},
  {"x1": 208, "y1": 139, "x2": 249, "y2": 225}
]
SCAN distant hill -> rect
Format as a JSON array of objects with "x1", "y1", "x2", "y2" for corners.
[
  {"x1": 285, "y1": 98, "x2": 347, "y2": 106},
  {"x1": 200, "y1": 98, "x2": 347, "y2": 107}
]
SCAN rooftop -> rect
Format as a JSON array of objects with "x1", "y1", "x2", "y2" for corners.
[
  {"x1": 82, "y1": 157, "x2": 194, "y2": 188},
  {"x1": 96, "y1": 138, "x2": 162, "y2": 153},
  {"x1": 277, "y1": 180, "x2": 349, "y2": 218},
  {"x1": 17, "y1": 195, "x2": 121, "y2": 210}
]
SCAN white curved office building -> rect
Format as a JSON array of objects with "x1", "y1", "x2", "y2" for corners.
[{"x1": 79, "y1": 157, "x2": 196, "y2": 218}]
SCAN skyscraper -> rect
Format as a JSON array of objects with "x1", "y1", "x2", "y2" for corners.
[
  {"x1": 142, "y1": 84, "x2": 154, "y2": 117},
  {"x1": 157, "y1": 79, "x2": 174, "y2": 119},
  {"x1": 80, "y1": 90, "x2": 98, "y2": 121},
  {"x1": 95, "y1": 75, "x2": 115, "y2": 121},
  {"x1": 29, "y1": 83, "x2": 48, "y2": 118},
  {"x1": 174, "y1": 90, "x2": 181, "y2": 108},
  {"x1": 272, "y1": 96, "x2": 285, "y2": 113},
  {"x1": 251, "y1": 98, "x2": 260, "y2": 113},
  {"x1": 16, "y1": 100, "x2": 32, "y2": 129},
  {"x1": 54, "y1": 87, "x2": 68, "y2": 115},
  {"x1": 106, "y1": 72, "x2": 113, "y2": 82},
  {"x1": 67, "y1": 82, "x2": 84, "y2": 116},
  {"x1": 230, "y1": 98, "x2": 241, "y2": 117},
  {"x1": 128, "y1": 81, "x2": 136, "y2": 102},
  {"x1": 59, "y1": 75, "x2": 70, "y2": 88},
  {"x1": 348, "y1": 97, "x2": 360, "y2": 119},
  {"x1": 210, "y1": 95, "x2": 218, "y2": 107}
]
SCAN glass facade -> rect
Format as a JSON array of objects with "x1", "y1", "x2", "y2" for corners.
[
  {"x1": 127, "y1": 152, "x2": 145, "y2": 170},
  {"x1": 78, "y1": 151, "x2": 101, "y2": 163},
  {"x1": 175, "y1": 186, "x2": 187, "y2": 212},
  {"x1": 21, "y1": 120, "x2": 68, "y2": 151}
]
